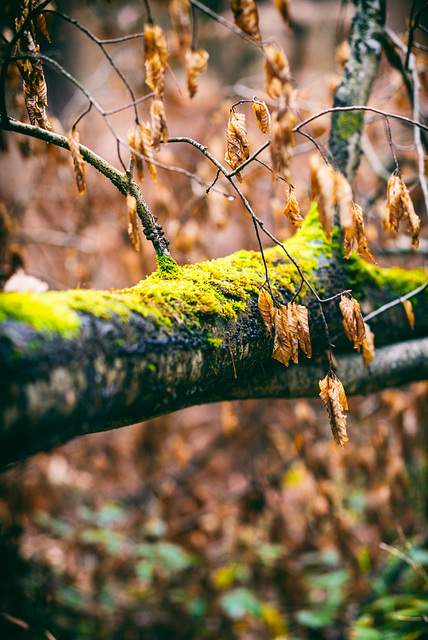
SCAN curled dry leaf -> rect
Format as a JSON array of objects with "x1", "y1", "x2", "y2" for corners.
[
  {"x1": 128, "y1": 125, "x2": 144, "y2": 183},
  {"x1": 270, "y1": 102, "x2": 296, "y2": 182},
  {"x1": 272, "y1": 305, "x2": 292, "y2": 366},
  {"x1": 35, "y1": 12, "x2": 51, "y2": 43},
  {"x1": 139, "y1": 123, "x2": 157, "y2": 182},
  {"x1": 386, "y1": 173, "x2": 420, "y2": 248},
  {"x1": 273, "y1": 0, "x2": 293, "y2": 29},
  {"x1": 283, "y1": 186, "x2": 303, "y2": 228},
  {"x1": 402, "y1": 299, "x2": 415, "y2": 330},
  {"x1": 319, "y1": 373, "x2": 349, "y2": 447},
  {"x1": 185, "y1": 47, "x2": 209, "y2": 98},
  {"x1": 252, "y1": 99, "x2": 270, "y2": 134},
  {"x1": 230, "y1": 0, "x2": 261, "y2": 41},
  {"x1": 362, "y1": 323, "x2": 375, "y2": 368},
  {"x1": 67, "y1": 128, "x2": 86, "y2": 195},
  {"x1": 150, "y1": 98, "x2": 168, "y2": 150},
  {"x1": 310, "y1": 154, "x2": 335, "y2": 238},
  {"x1": 335, "y1": 171, "x2": 353, "y2": 232},
  {"x1": 126, "y1": 194, "x2": 140, "y2": 251},
  {"x1": 169, "y1": 0, "x2": 192, "y2": 51},
  {"x1": 144, "y1": 23, "x2": 169, "y2": 96},
  {"x1": 225, "y1": 111, "x2": 249, "y2": 182},
  {"x1": 344, "y1": 203, "x2": 374, "y2": 263},
  {"x1": 263, "y1": 41, "x2": 291, "y2": 99},
  {"x1": 258, "y1": 287, "x2": 275, "y2": 335},
  {"x1": 339, "y1": 294, "x2": 366, "y2": 350},
  {"x1": 272, "y1": 302, "x2": 311, "y2": 366}
]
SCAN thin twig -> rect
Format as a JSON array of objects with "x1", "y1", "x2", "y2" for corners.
[{"x1": 363, "y1": 282, "x2": 428, "y2": 324}]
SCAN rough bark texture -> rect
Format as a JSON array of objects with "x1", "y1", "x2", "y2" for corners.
[
  {"x1": 1, "y1": 212, "x2": 427, "y2": 469},
  {"x1": 328, "y1": 0, "x2": 385, "y2": 179}
]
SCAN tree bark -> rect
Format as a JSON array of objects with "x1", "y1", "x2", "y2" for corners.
[{"x1": 1, "y1": 213, "x2": 427, "y2": 469}]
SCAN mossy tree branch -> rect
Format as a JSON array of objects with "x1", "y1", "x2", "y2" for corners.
[{"x1": 1, "y1": 209, "x2": 427, "y2": 469}]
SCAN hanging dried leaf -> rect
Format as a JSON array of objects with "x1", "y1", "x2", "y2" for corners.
[
  {"x1": 252, "y1": 99, "x2": 270, "y2": 134},
  {"x1": 386, "y1": 173, "x2": 420, "y2": 248},
  {"x1": 67, "y1": 128, "x2": 86, "y2": 195},
  {"x1": 128, "y1": 125, "x2": 144, "y2": 183},
  {"x1": 150, "y1": 98, "x2": 168, "y2": 150},
  {"x1": 272, "y1": 0, "x2": 293, "y2": 29},
  {"x1": 283, "y1": 186, "x2": 303, "y2": 228},
  {"x1": 272, "y1": 305, "x2": 292, "y2": 366},
  {"x1": 294, "y1": 303, "x2": 312, "y2": 358},
  {"x1": 335, "y1": 171, "x2": 353, "y2": 232},
  {"x1": 402, "y1": 299, "x2": 415, "y2": 330},
  {"x1": 35, "y1": 12, "x2": 51, "y2": 43},
  {"x1": 185, "y1": 47, "x2": 209, "y2": 98},
  {"x1": 263, "y1": 41, "x2": 291, "y2": 99},
  {"x1": 362, "y1": 323, "x2": 375, "y2": 368},
  {"x1": 352, "y1": 202, "x2": 375, "y2": 262},
  {"x1": 287, "y1": 302, "x2": 299, "y2": 364},
  {"x1": 224, "y1": 111, "x2": 249, "y2": 182},
  {"x1": 169, "y1": 0, "x2": 192, "y2": 51},
  {"x1": 309, "y1": 154, "x2": 335, "y2": 238},
  {"x1": 126, "y1": 194, "x2": 140, "y2": 251},
  {"x1": 270, "y1": 102, "x2": 296, "y2": 182},
  {"x1": 230, "y1": 0, "x2": 261, "y2": 41},
  {"x1": 139, "y1": 123, "x2": 157, "y2": 182},
  {"x1": 258, "y1": 287, "x2": 275, "y2": 335},
  {"x1": 144, "y1": 22, "x2": 169, "y2": 96},
  {"x1": 339, "y1": 294, "x2": 366, "y2": 350},
  {"x1": 319, "y1": 373, "x2": 349, "y2": 447}
]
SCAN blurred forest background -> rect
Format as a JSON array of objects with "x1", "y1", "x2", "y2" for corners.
[{"x1": 1, "y1": 0, "x2": 428, "y2": 638}]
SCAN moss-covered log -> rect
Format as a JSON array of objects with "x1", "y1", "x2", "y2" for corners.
[{"x1": 1, "y1": 207, "x2": 427, "y2": 468}]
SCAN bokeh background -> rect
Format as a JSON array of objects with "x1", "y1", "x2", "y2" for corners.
[{"x1": 1, "y1": 1, "x2": 428, "y2": 638}]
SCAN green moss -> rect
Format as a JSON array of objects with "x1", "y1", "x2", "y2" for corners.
[
  {"x1": 0, "y1": 292, "x2": 81, "y2": 337},
  {"x1": 156, "y1": 255, "x2": 180, "y2": 279},
  {"x1": 344, "y1": 254, "x2": 426, "y2": 300},
  {"x1": 334, "y1": 111, "x2": 364, "y2": 142},
  {"x1": 207, "y1": 337, "x2": 223, "y2": 348}
]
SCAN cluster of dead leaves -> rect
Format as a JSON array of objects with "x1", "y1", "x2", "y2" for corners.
[
  {"x1": 310, "y1": 155, "x2": 374, "y2": 261},
  {"x1": 319, "y1": 373, "x2": 349, "y2": 448},
  {"x1": 258, "y1": 287, "x2": 312, "y2": 367},
  {"x1": 128, "y1": 122, "x2": 158, "y2": 184},
  {"x1": 339, "y1": 294, "x2": 375, "y2": 368},
  {"x1": 385, "y1": 172, "x2": 420, "y2": 248},
  {"x1": 225, "y1": 99, "x2": 270, "y2": 180},
  {"x1": 14, "y1": 2, "x2": 51, "y2": 130}
]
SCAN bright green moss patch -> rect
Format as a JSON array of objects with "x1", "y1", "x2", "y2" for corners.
[
  {"x1": 0, "y1": 292, "x2": 81, "y2": 337},
  {"x1": 334, "y1": 110, "x2": 364, "y2": 141},
  {"x1": 344, "y1": 254, "x2": 426, "y2": 300}
]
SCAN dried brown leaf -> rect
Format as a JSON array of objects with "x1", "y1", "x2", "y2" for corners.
[
  {"x1": 258, "y1": 287, "x2": 275, "y2": 335},
  {"x1": 353, "y1": 202, "x2": 375, "y2": 263},
  {"x1": 310, "y1": 154, "x2": 335, "y2": 238},
  {"x1": 67, "y1": 128, "x2": 86, "y2": 195},
  {"x1": 169, "y1": 0, "x2": 192, "y2": 51},
  {"x1": 35, "y1": 12, "x2": 51, "y2": 43},
  {"x1": 185, "y1": 47, "x2": 209, "y2": 98},
  {"x1": 150, "y1": 98, "x2": 168, "y2": 150},
  {"x1": 295, "y1": 304, "x2": 312, "y2": 358},
  {"x1": 272, "y1": 305, "x2": 292, "y2": 366},
  {"x1": 272, "y1": 0, "x2": 293, "y2": 29},
  {"x1": 230, "y1": 0, "x2": 261, "y2": 41},
  {"x1": 128, "y1": 125, "x2": 144, "y2": 183},
  {"x1": 335, "y1": 171, "x2": 353, "y2": 232},
  {"x1": 252, "y1": 99, "x2": 270, "y2": 134},
  {"x1": 319, "y1": 373, "x2": 349, "y2": 447},
  {"x1": 127, "y1": 194, "x2": 140, "y2": 251},
  {"x1": 362, "y1": 322, "x2": 375, "y2": 368},
  {"x1": 144, "y1": 23, "x2": 168, "y2": 96},
  {"x1": 225, "y1": 111, "x2": 249, "y2": 182},
  {"x1": 339, "y1": 295, "x2": 366, "y2": 350},
  {"x1": 402, "y1": 299, "x2": 415, "y2": 330},
  {"x1": 386, "y1": 173, "x2": 420, "y2": 248},
  {"x1": 287, "y1": 302, "x2": 299, "y2": 364},
  {"x1": 263, "y1": 41, "x2": 291, "y2": 99},
  {"x1": 139, "y1": 123, "x2": 157, "y2": 182},
  {"x1": 283, "y1": 186, "x2": 303, "y2": 228},
  {"x1": 270, "y1": 103, "x2": 296, "y2": 182}
]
